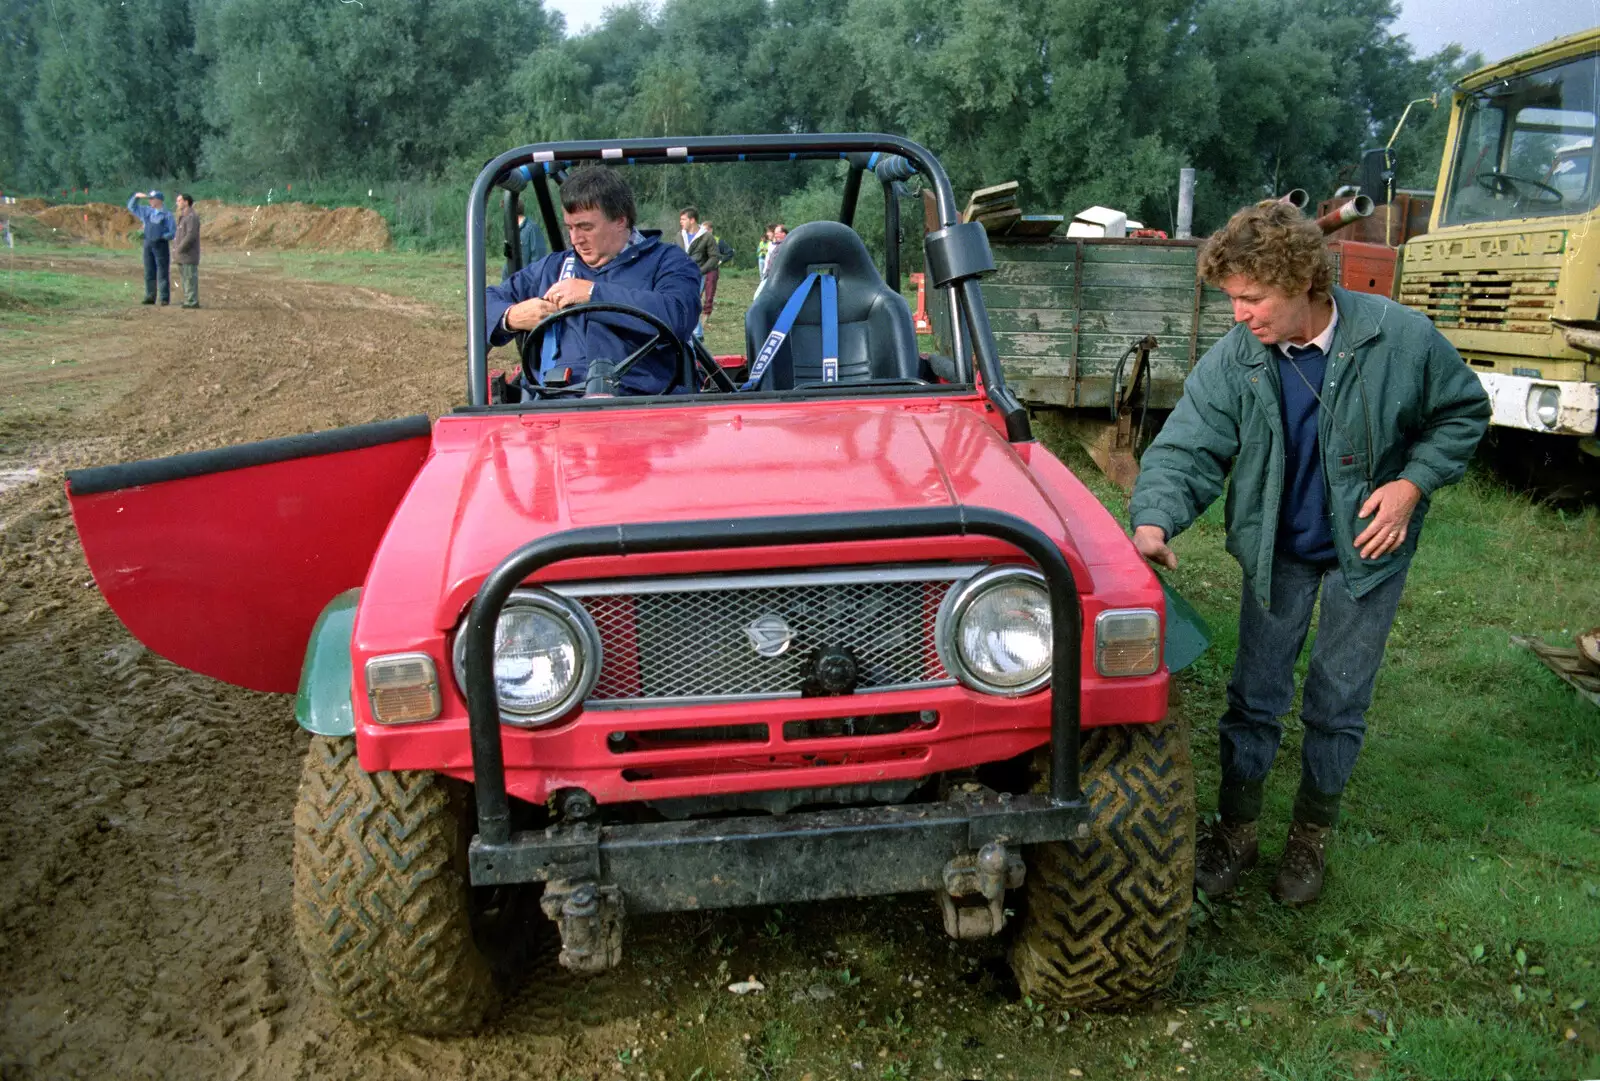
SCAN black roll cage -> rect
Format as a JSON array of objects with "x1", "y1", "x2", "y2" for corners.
[{"x1": 467, "y1": 133, "x2": 1031, "y2": 441}]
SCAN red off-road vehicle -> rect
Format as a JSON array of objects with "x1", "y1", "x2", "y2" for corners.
[{"x1": 67, "y1": 134, "x2": 1195, "y2": 1034}]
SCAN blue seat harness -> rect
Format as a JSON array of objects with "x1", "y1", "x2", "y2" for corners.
[
  {"x1": 536, "y1": 253, "x2": 579, "y2": 381},
  {"x1": 742, "y1": 269, "x2": 838, "y2": 390}
]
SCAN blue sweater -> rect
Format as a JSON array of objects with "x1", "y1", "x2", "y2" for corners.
[
  {"x1": 486, "y1": 231, "x2": 701, "y2": 396},
  {"x1": 1276, "y1": 345, "x2": 1336, "y2": 563},
  {"x1": 126, "y1": 196, "x2": 175, "y2": 243}
]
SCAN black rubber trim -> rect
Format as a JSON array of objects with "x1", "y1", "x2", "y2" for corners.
[
  {"x1": 66, "y1": 415, "x2": 433, "y2": 495},
  {"x1": 450, "y1": 383, "x2": 976, "y2": 417}
]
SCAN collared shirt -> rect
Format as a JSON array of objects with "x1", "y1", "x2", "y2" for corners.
[{"x1": 1278, "y1": 298, "x2": 1338, "y2": 357}]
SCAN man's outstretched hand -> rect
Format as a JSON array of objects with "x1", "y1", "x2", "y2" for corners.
[
  {"x1": 1354, "y1": 478, "x2": 1422, "y2": 561},
  {"x1": 1134, "y1": 524, "x2": 1178, "y2": 570}
]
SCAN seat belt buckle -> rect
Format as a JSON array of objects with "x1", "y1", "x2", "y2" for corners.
[
  {"x1": 821, "y1": 358, "x2": 838, "y2": 382},
  {"x1": 542, "y1": 366, "x2": 574, "y2": 388}
]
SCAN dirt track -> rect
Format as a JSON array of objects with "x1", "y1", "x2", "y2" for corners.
[
  {"x1": 3, "y1": 257, "x2": 1047, "y2": 1081},
  {"x1": 0, "y1": 259, "x2": 633, "y2": 1079}
]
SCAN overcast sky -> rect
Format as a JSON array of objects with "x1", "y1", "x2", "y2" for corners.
[{"x1": 543, "y1": 0, "x2": 1597, "y2": 62}]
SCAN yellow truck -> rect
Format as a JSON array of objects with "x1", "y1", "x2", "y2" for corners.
[{"x1": 1397, "y1": 28, "x2": 1600, "y2": 460}]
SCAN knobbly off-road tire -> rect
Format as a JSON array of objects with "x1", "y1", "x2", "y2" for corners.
[
  {"x1": 1009, "y1": 718, "x2": 1195, "y2": 1008},
  {"x1": 292, "y1": 736, "x2": 497, "y2": 1034}
]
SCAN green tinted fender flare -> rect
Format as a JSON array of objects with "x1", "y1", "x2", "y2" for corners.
[{"x1": 295, "y1": 589, "x2": 361, "y2": 737}]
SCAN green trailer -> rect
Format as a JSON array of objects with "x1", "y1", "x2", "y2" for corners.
[{"x1": 928, "y1": 235, "x2": 1234, "y2": 486}]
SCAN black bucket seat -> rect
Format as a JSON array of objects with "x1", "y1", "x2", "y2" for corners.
[{"x1": 743, "y1": 221, "x2": 921, "y2": 389}]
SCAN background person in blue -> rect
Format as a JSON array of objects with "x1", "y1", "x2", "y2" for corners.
[
  {"x1": 487, "y1": 167, "x2": 700, "y2": 396},
  {"x1": 127, "y1": 190, "x2": 176, "y2": 305},
  {"x1": 502, "y1": 208, "x2": 550, "y2": 281}
]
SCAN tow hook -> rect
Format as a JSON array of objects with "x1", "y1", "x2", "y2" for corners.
[
  {"x1": 938, "y1": 841, "x2": 1025, "y2": 939},
  {"x1": 541, "y1": 879, "x2": 625, "y2": 972}
]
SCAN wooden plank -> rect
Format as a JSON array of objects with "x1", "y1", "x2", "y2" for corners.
[
  {"x1": 967, "y1": 181, "x2": 1020, "y2": 207},
  {"x1": 986, "y1": 243, "x2": 1078, "y2": 262},
  {"x1": 1078, "y1": 309, "x2": 1200, "y2": 337},
  {"x1": 991, "y1": 330, "x2": 1077, "y2": 360},
  {"x1": 974, "y1": 207, "x2": 1022, "y2": 234},
  {"x1": 1079, "y1": 285, "x2": 1210, "y2": 314},
  {"x1": 1009, "y1": 215, "x2": 1064, "y2": 237},
  {"x1": 1081, "y1": 244, "x2": 1202, "y2": 266},
  {"x1": 1075, "y1": 263, "x2": 1199, "y2": 289},
  {"x1": 986, "y1": 306, "x2": 1076, "y2": 333},
  {"x1": 981, "y1": 284, "x2": 1076, "y2": 309},
  {"x1": 987, "y1": 260, "x2": 1077, "y2": 286}
]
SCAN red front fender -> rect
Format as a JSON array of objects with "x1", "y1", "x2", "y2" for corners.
[{"x1": 67, "y1": 416, "x2": 432, "y2": 693}]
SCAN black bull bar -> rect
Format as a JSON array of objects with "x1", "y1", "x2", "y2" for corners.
[{"x1": 462, "y1": 507, "x2": 1091, "y2": 907}]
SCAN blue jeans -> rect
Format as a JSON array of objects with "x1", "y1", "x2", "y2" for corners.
[
  {"x1": 143, "y1": 241, "x2": 170, "y2": 303},
  {"x1": 1217, "y1": 551, "x2": 1409, "y2": 827}
]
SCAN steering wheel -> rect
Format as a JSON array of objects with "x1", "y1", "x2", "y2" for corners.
[
  {"x1": 1475, "y1": 171, "x2": 1563, "y2": 205},
  {"x1": 517, "y1": 301, "x2": 693, "y2": 397}
]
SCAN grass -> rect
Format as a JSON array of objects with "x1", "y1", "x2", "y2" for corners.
[{"x1": 3, "y1": 244, "x2": 1597, "y2": 1078}]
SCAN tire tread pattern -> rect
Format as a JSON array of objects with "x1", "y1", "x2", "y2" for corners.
[
  {"x1": 1010, "y1": 719, "x2": 1195, "y2": 1008},
  {"x1": 292, "y1": 736, "x2": 496, "y2": 1034}
]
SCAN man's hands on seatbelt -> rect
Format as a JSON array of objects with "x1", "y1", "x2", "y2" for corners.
[
  {"x1": 506, "y1": 297, "x2": 558, "y2": 330},
  {"x1": 545, "y1": 278, "x2": 595, "y2": 309},
  {"x1": 1133, "y1": 525, "x2": 1178, "y2": 570}
]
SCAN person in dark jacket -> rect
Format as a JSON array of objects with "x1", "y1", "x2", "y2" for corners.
[
  {"x1": 679, "y1": 206, "x2": 718, "y2": 340},
  {"x1": 172, "y1": 194, "x2": 201, "y2": 309},
  {"x1": 1129, "y1": 200, "x2": 1489, "y2": 905},
  {"x1": 487, "y1": 168, "x2": 701, "y2": 396},
  {"x1": 502, "y1": 210, "x2": 550, "y2": 281},
  {"x1": 128, "y1": 190, "x2": 175, "y2": 305}
]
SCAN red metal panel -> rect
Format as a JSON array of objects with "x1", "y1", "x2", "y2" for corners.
[
  {"x1": 68, "y1": 434, "x2": 431, "y2": 693},
  {"x1": 1328, "y1": 240, "x2": 1398, "y2": 297}
]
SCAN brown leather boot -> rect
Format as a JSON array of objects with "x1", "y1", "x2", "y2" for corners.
[
  {"x1": 1272, "y1": 821, "x2": 1330, "y2": 905},
  {"x1": 1194, "y1": 818, "x2": 1258, "y2": 897}
]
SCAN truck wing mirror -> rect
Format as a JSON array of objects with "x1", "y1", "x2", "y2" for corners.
[{"x1": 1358, "y1": 148, "x2": 1395, "y2": 206}]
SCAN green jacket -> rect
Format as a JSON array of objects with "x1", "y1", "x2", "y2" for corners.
[{"x1": 1129, "y1": 287, "x2": 1489, "y2": 605}]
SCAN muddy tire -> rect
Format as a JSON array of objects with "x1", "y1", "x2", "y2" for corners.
[
  {"x1": 292, "y1": 736, "x2": 497, "y2": 1034},
  {"x1": 1009, "y1": 718, "x2": 1195, "y2": 1008}
]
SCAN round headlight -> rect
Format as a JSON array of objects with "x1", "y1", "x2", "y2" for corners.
[
  {"x1": 453, "y1": 591, "x2": 600, "y2": 726},
  {"x1": 1528, "y1": 385, "x2": 1560, "y2": 429},
  {"x1": 938, "y1": 567, "x2": 1053, "y2": 696}
]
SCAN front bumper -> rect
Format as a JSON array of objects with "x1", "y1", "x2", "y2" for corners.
[
  {"x1": 459, "y1": 507, "x2": 1089, "y2": 907},
  {"x1": 1478, "y1": 371, "x2": 1599, "y2": 436}
]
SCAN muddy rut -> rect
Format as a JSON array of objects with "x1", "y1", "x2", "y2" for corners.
[{"x1": 0, "y1": 259, "x2": 650, "y2": 1080}]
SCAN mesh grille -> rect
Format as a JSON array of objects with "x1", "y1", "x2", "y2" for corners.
[{"x1": 578, "y1": 578, "x2": 954, "y2": 702}]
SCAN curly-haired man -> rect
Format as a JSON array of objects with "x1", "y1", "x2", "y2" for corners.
[{"x1": 1129, "y1": 201, "x2": 1489, "y2": 904}]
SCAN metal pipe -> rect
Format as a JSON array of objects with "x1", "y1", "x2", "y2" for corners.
[
  {"x1": 503, "y1": 191, "x2": 523, "y2": 277},
  {"x1": 531, "y1": 169, "x2": 562, "y2": 257},
  {"x1": 1176, "y1": 168, "x2": 1195, "y2": 239},
  {"x1": 958, "y1": 278, "x2": 1031, "y2": 442},
  {"x1": 840, "y1": 163, "x2": 864, "y2": 227},
  {"x1": 463, "y1": 506, "x2": 1086, "y2": 845},
  {"x1": 883, "y1": 179, "x2": 901, "y2": 294},
  {"x1": 1277, "y1": 188, "x2": 1309, "y2": 209},
  {"x1": 1315, "y1": 194, "x2": 1374, "y2": 235}
]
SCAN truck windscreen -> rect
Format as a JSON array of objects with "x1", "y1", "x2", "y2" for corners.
[{"x1": 1443, "y1": 52, "x2": 1599, "y2": 226}]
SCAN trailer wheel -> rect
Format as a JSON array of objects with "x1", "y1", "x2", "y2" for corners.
[
  {"x1": 292, "y1": 736, "x2": 497, "y2": 1034},
  {"x1": 1009, "y1": 718, "x2": 1195, "y2": 1007}
]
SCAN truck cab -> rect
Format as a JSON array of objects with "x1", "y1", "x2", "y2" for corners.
[{"x1": 1397, "y1": 28, "x2": 1600, "y2": 449}]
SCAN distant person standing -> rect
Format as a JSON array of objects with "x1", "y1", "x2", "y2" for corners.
[
  {"x1": 172, "y1": 194, "x2": 201, "y2": 309},
  {"x1": 127, "y1": 190, "x2": 175, "y2": 305},
  {"x1": 503, "y1": 209, "x2": 550, "y2": 280},
  {"x1": 679, "y1": 206, "x2": 717, "y2": 339}
]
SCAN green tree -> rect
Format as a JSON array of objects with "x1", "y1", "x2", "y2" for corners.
[{"x1": 24, "y1": 0, "x2": 204, "y2": 186}]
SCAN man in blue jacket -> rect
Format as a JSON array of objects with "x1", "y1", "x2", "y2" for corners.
[
  {"x1": 128, "y1": 190, "x2": 176, "y2": 305},
  {"x1": 487, "y1": 167, "x2": 701, "y2": 396}
]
